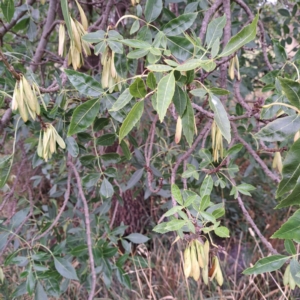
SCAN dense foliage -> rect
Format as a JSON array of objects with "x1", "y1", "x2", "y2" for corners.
[{"x1": 1, "y1": 0, "x2": 300, "y2": 299}]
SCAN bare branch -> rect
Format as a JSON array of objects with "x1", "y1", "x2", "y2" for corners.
[{"x1": 68, "y1": 161, "x2": 96, "y2": 300}]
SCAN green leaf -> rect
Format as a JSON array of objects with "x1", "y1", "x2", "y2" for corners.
[
  {"x1": 129, "y1": 78, "x2": 147, "y2": 98},
  {"x1": 100, "y1": 177, "x2": 114, "y2": 198},
  {"x1": 157, "y1": 72, "x2": 175, "y2": 122},
  {"x1": 182, "y1": 99, "x2": 195, "y2": 146},
  {"x1": 146, "y1": 72, "x2": 156, "y2": 90},
  {"x1": 96, "y1": 134, "x2": 116, "y2": 146},
  {"x1": 284, "y1": 240, "x2": 296, "y2": 255},
  {"x1": 171, "y1": 184, "x2": 183, "y2": 205},
  {"x1": 125, "y1": 233, "x2": 149, "y2": 244},
  {"x1": 164, "y1": 206, "x2": 184, "y2": 217},
  {"x1": 167, "y1": 36, "x2": 194, "y2": 61},
  {"x1": 210, "y1": 87, "x2": 230, "y2": 96},
  {"x1": 182, "y1": 169, "x2": 198, "y2": 179},
  {"x1": 60, "y1": 0, "x2": 72, "y2": 39},
  {"x1": 0, "y1": 155, "x2": 13, "y2": 188},
  {"x1": 173, "y1": 84, "x2": 187, "y2": 117},
  {"x1": 119, "y1": 100, "x2": 144, "y2": 142},
  {"x1": 199, "y1": 195, "x2": 210, "y2": 211},
  {"x1": 120, "y1": 140, "x2": 131, "y2": 160},
  {"x1": 108, "y1": 40, "x2": 123, "y2": 54},
  {"x1": 184, "y1": 194, "x2": 198, "y2": 207},
  {"x1": 219, "y1": 14, "x2": 259, "y2": 57},
  {"x1": 226, "y1": 143, "x2": 243, "y2": 157},
  {"x1": 205, "y1": 15, "x2": 226, "y2": 49},
  {"x1": 165, "y1": 219, "x2": 186, "y2": 231},
  {"x1": 236, "y1": 183, "x2": 256, "y2": 197},
  {"x1": 130, "y1": 20, "x2": 140, "y2": 35},
  {"x1": 214, "y1": 226, "x2": 230, "y2": 238},
  {"x1": 271, "y1": 209, "x2": 300, "y2": 239},
  {"x1": 127, "y1": 48, "x2": 149, "y2": 59},
  {"x1": 35, "y1": 282, "x2": 47, "y2": 300},
  {"x1": 26, "y1": 269, "x2": 35, "y2": 295},
  {"x1": 200, "y1": 176, "x2": 213, "y2": 197},
  {"x1": 65, "y1": 137, "x2": 79, "y2": 157},
  {"x1": 209, "y1": 95, "x2": 231, "y2": 143},
  {"x1": 277, "y1": 138, "x2": 300, "y2": 197},
  {"x1": 243, "y1": 255, "x2": 289, "y2": 275},
  {"x1": 54, "y1": 257, "x2": 79, "y2": 280},
  {"x1": 82, "y1": 30, "x2": 106, "y2": 43},
  {"x1": 256, "y1": 115, "x2": 300, "y2": 142},
  {"x1": 175, "y1": 59, "x2": 202, "y2": 71},
  {"x1": 68, "y1": 99, "x2": 100, "y2": 136},
  {"x1": 278, "y1": 77, "x2": 300, "y2": 109},
  {"x1": 145, "y1": 0, "x2": 163, "y2": 22},
  {"x1": 109, "y1": 88, "x2": 133, "y2": 112},
  {"x1": 190, "y1": 88, "x2": 207, "y2": 98},
  {"x1": 1, "y1": 0, "x2": 14, "y2": 22},
  {"x1": 153, "y1": 222, "x2": 170, "y2": 234},
  {"x1": 147, "y1": 64, "x2": 174, "y2": 72},
  {"x1": 276, "y1": 181, "x2": 300, "y2": 209},
  {"x1": 273, "y1": 40, "x2": 287, "y2": 63},
  {"x1": 64, "y1": 69, "x2": 103, "y2": 97},
  {"x1": 163, "y1": 13, "x2": 197, "y2": 36},
  {"x1": 121, "y1": 39, "x2": 151, "y2": 48}
]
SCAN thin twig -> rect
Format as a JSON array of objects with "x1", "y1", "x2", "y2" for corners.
[{"x1": 68, "y1": 161, "x2": 96, "y2": 300}]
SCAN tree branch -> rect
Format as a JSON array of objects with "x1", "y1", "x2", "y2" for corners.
[
  {"x1": 31, "y1": 0, "x2": 58, "y2": 72},
  {"x1": 67, "y1": 161, "x2": 96, "y2": 300}
]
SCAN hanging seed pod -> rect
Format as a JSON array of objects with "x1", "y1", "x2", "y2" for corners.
[
  {"x1": 75, "y1": 0, "x2": 89, "y2": 30},
  {"x1": 283, "y1": 265, "x2": 290, "y2": 286},
  {"x1": 190, "y1": 242, "x2": 200, "y2": 281},
  {"x1": 175, "y1": 116, "x2": 182, "y2": 144},
  {"x1": 194, "y1": 240, "x2": 205, "y2": 268},
  {"x1": 183, "y1": 246, "x2": 192, "y2": 278},
  {"x1": 228, "y1": 57, "x2": 235, "y2": 80},
  {"x1": 215, "y1": 257, "x2": 224, "y2": 286},
  {"x1": 58, "y1": 24, "x2": 66, "y2": 57},
  {"x1": 272, "y1": 151, "x2": 283, "y2": 173},
  {"x1": 234, "y1": 55, "x2": 240, "y2": 81}
]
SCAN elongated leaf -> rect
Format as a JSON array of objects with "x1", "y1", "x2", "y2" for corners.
[
  {"x1": 68, "y1": 99, "x2": 100, "y2": 136},
  {"x1": 200, "y1": 176, "x2": 213, "y2": 197},
  {"x1": 164, "y1": 206, "x2": 184, "y2": 217},
  {"x1": 64, "y1": 69, "x2": 103, "y2": 97},
  {"x1": 209, "y1": 95, "x2": 231, "y2": 143},
  {"x1": 125, "y1": 168, "x2": 144, "y2": 190},
  {"x1": 173, "y1": 84, "x2": 187, "y2": 117},
  {"x1": 35, "y1": 282, "x2": 48, "y2": 300},
  {"x1": 120, "y1": 39, "x2": 151, "y2": 48},
  {"x1": 1, "y1": 0, "x2": 14, "y2": 22},
  {"x1": 219, "y1": 14, "x2": 259, "y2": 57},
  {"x1": 278, "y1": 77, "x2": 300, "y2": 109},
  {"x1": 147, "y1": 64, "x2": 174, "y2": 72},
  {"x1": 100, "y1": 177, "x2": 114, "y2": 198},
  {"x1": 66, "y1": 137, "x2": 79, "y2": 157},
  {"x1": 182, "y1": 99, "x2": 195, "y2": 146},
  {"x1": 205, "y1": 15, "x2": 226, "y2": 49},
  {"x1": 119, "y1": 100, "x2": 144, "y2": 142},
  {"x1": 109, "y1": 88, "x2": 132, "y2": 112},
  {"x1": 0, "y1": 155, "x2": 13, "y2": 188},
  {"x1": 129, "y1": 78, "x2": 147, "y2": 98},
  {"x1": 165, "y1": 219, "x2": 186, "y2": 231},
  {"x1": 276, "y1": 181, "x2": 300, "y2": 209},
  {"x1": 61, "y1": 0, "x2": 72, "y2": 39},
  {"x1": 96, "y1": 134, "x2": 116, "y2": 146},
  {"x1": 277, "y1": 138, "x2": 300, "y2": 197},
  {"x1": 157, "y1": 72, "x2": 175, "y2": 122},
  {"x1": 127, "y1": 48, "x2": 149, "y2": 59},
  {"x1": 284, "y1": 240, "x2": 296, "y2": 255},
  {"x1": 167, "y1": 36, "x2": 194, "y2": 61},
  {"x1": 163, "y1": 13, "x2": 197, "y2": 36},
  {"x1": 214, "y1": 226, "x2": 230, "y2": 238},
  {"x1": 175, "y1": 59, "x2": 203, "y2": 71},
  {"x1": 125, "y1": 233, "x2": 149, "y2": 244},
  {"x1": 145, "y1": 0, "x2": 163, "y2": 23},
  {"x1": 146, "y1": 72, "x2": 156, "y2": 90},
  {"x1": 243, "y1": 255, "x2": 289, "y2": 275},
  {"x1": 271, "y1": 209, "x2": 300, "y2": 239},
  {"x1": 256, "y1": 115, "x2": 300, "y2": 142},
  {"x1": 54, "y1": 257, "x2": 79, "y2": 280},
  {"x1": 171, "y1": 184, "x2": 183, "y2": 205},
  {"x1": 82, "y1": 30, "x2": 106, "y2": 43}
]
